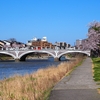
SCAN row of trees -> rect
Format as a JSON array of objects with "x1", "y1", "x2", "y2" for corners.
[{"x1": 83, "y1": 21, "x2": 100, "y2": 57}]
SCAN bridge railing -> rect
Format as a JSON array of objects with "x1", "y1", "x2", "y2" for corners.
[{"x1": 0, "y1": 47, "x2": 90, "y2": 52}]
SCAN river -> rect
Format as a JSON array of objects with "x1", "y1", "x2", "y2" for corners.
[{"x1": 0, "y1": 57, "x2": 67, "y2": 80}]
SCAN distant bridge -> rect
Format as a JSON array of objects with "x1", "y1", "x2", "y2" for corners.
[{"x1": 0, "y1": 49, "x2": 90, "y2": 61}]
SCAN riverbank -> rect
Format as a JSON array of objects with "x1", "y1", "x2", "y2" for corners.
[
  {"x1": 26, "y1": 56, "x2": 49, "y2": 60},
  {"x1": 92, "y1": 57, "x2": 100, "y2": 93},
  {"x1": 0, "y1": 56, "x2": 83, "y2": 100}
]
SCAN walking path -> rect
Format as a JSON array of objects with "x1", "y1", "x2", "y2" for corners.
[{"x1": 49, "y1": 57, "x2": 100, "y2": 100}]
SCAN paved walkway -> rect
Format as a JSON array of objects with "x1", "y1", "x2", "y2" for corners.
[{"x1": 49, "y1": 57, "x2": 100, "y2": 100}]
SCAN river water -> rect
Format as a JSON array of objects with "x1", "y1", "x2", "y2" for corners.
[{"x1": 0, "y1": 57, "x2": 66, "y2": 80}]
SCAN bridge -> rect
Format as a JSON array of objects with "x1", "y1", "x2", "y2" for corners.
[{"x1": 0, "y1": 49, "x2": 90, "y2": 61}]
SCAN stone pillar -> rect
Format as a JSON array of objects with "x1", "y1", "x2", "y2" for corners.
[
  {"x1": 15, "y1": 59, "x2": 20, "y2": 62},
  {"x1": 54, "y1": 58, "x2": 60, "y2": 61}
]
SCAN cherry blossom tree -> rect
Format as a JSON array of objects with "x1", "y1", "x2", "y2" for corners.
[{"x1": 83, "y1": 21, "x2": 100, "y2": 57}]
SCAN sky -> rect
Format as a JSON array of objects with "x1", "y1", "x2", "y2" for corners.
[{"x1": 0, "y1": 0, "x2": 100, "y2": 45}]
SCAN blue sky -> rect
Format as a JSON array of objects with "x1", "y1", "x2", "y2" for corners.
[{"x1": 0, "y1": 0, "x2": 100, "y2": 45}]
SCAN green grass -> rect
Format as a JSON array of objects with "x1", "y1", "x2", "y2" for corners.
[
  {"x1": 92, "y1": 58, "x2": 100, "y2": 82},
  {"x1": 43, "y1": 87, "x2": 52, "y2": 100}
]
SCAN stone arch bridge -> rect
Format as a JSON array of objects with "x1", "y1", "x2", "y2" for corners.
[{"x1": 0, "y1": 49, "x2": 90, "y2": 61}]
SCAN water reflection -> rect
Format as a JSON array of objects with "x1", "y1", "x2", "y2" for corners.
[{"x1": 0, "y1": 57, "x2": 67, "y2": 80}]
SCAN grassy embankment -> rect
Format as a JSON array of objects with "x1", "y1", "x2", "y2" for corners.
[
  {"x1": 0, "y1": 56, "x2": 84, "y2": 100},
  {"x1": 0, "y1": 55, "x2": 13, "y2": 61},
  {"x1": 92, "y1": 57, "x2": 100, "y2": 93}
]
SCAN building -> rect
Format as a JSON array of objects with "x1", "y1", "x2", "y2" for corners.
[
  {"x1": 75, "y1": 39, "x2": 83, "y2": 49},
  {"x1": 54, "y1": 42, "x2": 71, "y2": 49},
  {"x1": 0, "y1": 40, "x2": 5, "y2": 50},
  {"x1": 32, "y1": 41, "x2": 54, "y2": 49},
  {"x1": 76, "y1": 39, "x2": 82, "y2": 46},
  {"x1": 27, "y1": 37, "x2": 54, "y2": 49},
  {"x1": 0, "y1": 40, "x2": 26, "y2": 50},
  {"x1": 81, "y1": 39, "x2": 88, "y2": 50},
  {"x1": 41, "y1": 37, "x2": 47, "y2": 42},
  {"x1": 10, "y1": 41, "x2": 26, "y2": 49}
]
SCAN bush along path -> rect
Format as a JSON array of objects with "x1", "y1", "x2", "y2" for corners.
[{"x1": 49, "y1": 57, "x2": 100, "y2": 100}]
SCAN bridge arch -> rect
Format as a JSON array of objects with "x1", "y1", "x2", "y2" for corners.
[
  {"x1": 57, "y1": 51, "x2": 90, "y2": 58},
  {"x1": 19, "y1": 51, "x2": 56, "y2": 61},
  {"x1": 0, "y1": 52, "x2": 16, "y2": 59}
]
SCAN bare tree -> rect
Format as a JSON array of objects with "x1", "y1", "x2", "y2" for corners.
[{"x1": 8, "y1": 38, "x2": 17, "y2": 42}]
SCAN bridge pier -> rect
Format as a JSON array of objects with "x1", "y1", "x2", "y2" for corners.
[
  {"x1": 15, "y1": 57, "x2": 26, "y2": 62},
  {"x1": 15, "y1": 59, "x2": 20, "y2": 62},
  {"x1": 54, "y1": 58, "x2": 60, "y2": 61}
]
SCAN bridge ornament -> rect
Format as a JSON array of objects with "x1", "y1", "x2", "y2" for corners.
[{"x1": 0, "y1": 49, "x2": 90, "y2": 62}]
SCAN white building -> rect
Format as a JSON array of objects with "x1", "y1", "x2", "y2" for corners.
[
  {"x1": 3, "y1": 40, "x2": 11, "y2": 46},
  {"x1": 33, "y1": 37, "x2": 37, "y2": 41},
  {"x1": 41, "y1": 37, "x2": 47, "y2": 41},
  {"x1": 76, "y1": 39, "x2": 82, "y2": 47}
]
